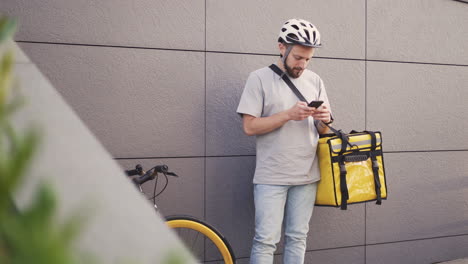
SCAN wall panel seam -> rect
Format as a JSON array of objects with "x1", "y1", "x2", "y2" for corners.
[
  {"x1": 365, "y1": 233, "x2": 468, "y2": 247},
  {"x1": 15, "y1": 41, "x2": 468, "y2": 67},
  {"x1": 365, "y1": 0, "x2": 368, "y2": 260},
  {"x1": 386, "y1": 149, "x2": 468, "y2": 154},
  {"x1": 113, "y1": 149, "x2": 468, "y2": 160},
  {"x1": 232, "y1": 233, "x2": 468, "y2": 259},
  {"x1": 204, "y1": 0, "x2": 207, "y2": 223},
  {"x1": 114, "y1": 155, "x2": 257, "y2": 160}
]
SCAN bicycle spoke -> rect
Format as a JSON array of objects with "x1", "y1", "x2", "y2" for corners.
[{"x1": 190, "y1": 229, "x2": 200, "y2": 252}]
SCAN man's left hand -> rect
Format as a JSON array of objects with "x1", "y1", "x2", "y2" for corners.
[{"x1": 311, "y1": 105, "x2": 331, "y2": 123}]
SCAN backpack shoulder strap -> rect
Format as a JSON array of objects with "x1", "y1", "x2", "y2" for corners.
[{"x1": 269, "y1": 64, "x2": 307, "y2": 102}]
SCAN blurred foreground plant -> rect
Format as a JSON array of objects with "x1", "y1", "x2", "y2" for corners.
[
  {"x1": 0, "y1": 17, "x2": 88, "y2": 264},
  {"x1": 0, "y1": 16, "x2": 191, "y2": 264}
]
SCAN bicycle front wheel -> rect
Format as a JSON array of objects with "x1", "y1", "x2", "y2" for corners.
[{"x1": 166, "y1": 215, "x2": 235, "y2": 264}]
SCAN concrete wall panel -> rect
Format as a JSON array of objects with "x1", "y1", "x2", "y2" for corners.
[
  {"x1": 206, "y1": 156, "x2": 256, "y2": 259},
  {"x1": 367, "y1": 235, "x2": 468, "y2": 264},
  {"x1": 306, "y1": 246, "x2": 365, "y2": 264},
  {"x1": 368, "y1": 0, "x2": 468, "y2": 65},
  {"x1": 366, "y1": 152, "x2": 468, "y2": 244},
  {"x1": 206, "y1": 53, "x2": 271, "y2": 156},
  {"x1": 309, "y1": 205, "x2": 365, "y2": 250},
  {"x1": 19, "y1": 43, "x2": 205, "y2": 158},
  {"x1": 367, "y1": 62, "x2": 468, "y2": 151},
  {"x1": 1, "y1": 0, "x2": 205, "y2": 50},
  {"x1": 207, "y1": 0, "x2": 365, "y2": 59}
]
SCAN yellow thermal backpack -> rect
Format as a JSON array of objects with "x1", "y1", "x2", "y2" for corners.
[{"x1": 315, "y1": 129, "x2": 387, "y2": 210}]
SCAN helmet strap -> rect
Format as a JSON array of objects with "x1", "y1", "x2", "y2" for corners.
[{"x1": 282, "y1": 45, "x2": 293, "y2": 69}]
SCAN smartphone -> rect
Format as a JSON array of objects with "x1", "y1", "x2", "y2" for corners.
[{"x1": 308, "y1": 100, "x2": 323, "y2": 108}]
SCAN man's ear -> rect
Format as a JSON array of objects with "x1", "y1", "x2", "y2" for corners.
[{"x1": 278, "y1": 42, "x2": 286, "y2": 57}]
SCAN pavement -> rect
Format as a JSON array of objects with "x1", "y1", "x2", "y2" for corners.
[{"x1": 437, "y1": 259, "x2": 468, "y2": 264}]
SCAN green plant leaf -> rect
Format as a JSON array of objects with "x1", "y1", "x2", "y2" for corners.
[
  {"x1": 59, "y1": 209, "x2": 87, "y2": 248},
  {"x1": 0, "y1": 51, "x2": 14, "y2": 108},
  {"x1": 162, "y1": 248, "x2": 190, "y2": 264},
  {"x1": 22, "y1": 183, "x2": 56, "y2": 230},
  {"x1": 0, "y1": 184, "x2": 81, "y2": 264},
  {"x1": 4, "y1": 127, "x2": 40, "y2": 193},
  {"x1": 0, "y1": 18, "x2": 16, "y2": 44}
]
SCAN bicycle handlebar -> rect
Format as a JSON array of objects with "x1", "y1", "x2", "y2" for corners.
[
  {"x1": 125, "y1": 164, "x2": 143, "y2": 176},
  {"x1": 125, "y1": 163, "x2": 179, "y2": 202},
  {"x1": 132, "y1": 171, "x2": 154, "y2": 185},
  {"x1": 126, "y1": 164, "x2": 178, "y2": 187},
  {"x1": 154, "y1": 165, "x2": 169, "y2": 173}
]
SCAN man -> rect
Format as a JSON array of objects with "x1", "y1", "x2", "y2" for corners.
[{"x1": 236, "y1": 18, "x2": 333, "y2": 264}]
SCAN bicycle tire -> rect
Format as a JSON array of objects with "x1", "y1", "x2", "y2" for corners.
[{"x1": 166, "y1": 215, "x2": 236, "y2": 264}]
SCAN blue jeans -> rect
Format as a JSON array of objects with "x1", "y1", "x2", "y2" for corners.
[{"x1": 250, "y1": 183, "x2": 317, "y2": 264}]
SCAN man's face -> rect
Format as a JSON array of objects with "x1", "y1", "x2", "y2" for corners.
[{"x1": 280, "y1": 44, "x2": 315, "y2": 78}]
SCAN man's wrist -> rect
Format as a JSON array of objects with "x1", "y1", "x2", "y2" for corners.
[
  {"x1": 322, "y1": 117, "x2": 334, "y2": 125},
  {"x1": 283, "y1": 109, "x2": 293, "y2": 122}
]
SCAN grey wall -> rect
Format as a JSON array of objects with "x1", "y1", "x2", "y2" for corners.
[{"x1": 2, "y1": 0, "x2": 468, "y2": 263}]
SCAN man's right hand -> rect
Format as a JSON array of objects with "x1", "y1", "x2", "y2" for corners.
[
  {"x1": 287, "y1": 101, "x2": 314, "y2": 121},
  {"x1": 242, "y1": 101, "x2": 314, "y2": 136}
]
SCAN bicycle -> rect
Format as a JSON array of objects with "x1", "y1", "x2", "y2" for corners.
[{"x1": 125, "y1": 164, "x2": 236, "y2": 264}]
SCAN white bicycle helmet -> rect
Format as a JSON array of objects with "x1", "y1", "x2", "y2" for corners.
[{"x1": 278, "y1": 18, "x2": 322, "y2": 48}]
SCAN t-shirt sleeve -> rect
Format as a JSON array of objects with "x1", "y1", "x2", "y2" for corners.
[{"x1": 236, "y1": 72, "x2": 263, "y2": 118}]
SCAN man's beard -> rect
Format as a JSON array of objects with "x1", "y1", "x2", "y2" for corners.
[{"x1": 285, "y1": 60, "x2": 304, "y2": 78}]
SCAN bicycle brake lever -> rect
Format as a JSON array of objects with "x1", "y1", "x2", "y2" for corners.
[{"x1": 166, "y1": 172, "x2": 178, "y2": 177}]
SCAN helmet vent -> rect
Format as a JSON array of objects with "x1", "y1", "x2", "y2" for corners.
[
  {"x1": 300, "y1": 22, "x2": 306, "y2": 27},
  {"x1": 304, "y1": 29, "x2": 310, "y2": 40},
  {"x1": 287, "y1": 33, "x2": 299, "y2": 41},
  {"x1": 281, "y1": 28, "x2": 287, "y2": 32},
  {"x1": 291, "y1": 24, "x2": 299, "y2": 30},
  {"x1": 313, "y1": 31, "x2": 316, "y2": 42},
  {"x1": 309, "y1": 24, "x2": 314, "y2": 28}
]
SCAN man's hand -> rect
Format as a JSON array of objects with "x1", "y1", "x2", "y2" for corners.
[
  {"x1": 288, "y1": 101, "x2": 314, "y2": 121},
  {"x1": 311, "y1": 104, "x2": 331, "y2": 123},
  {"x1": 242, "y1": 102, "x2": 331, "y2": 136}
]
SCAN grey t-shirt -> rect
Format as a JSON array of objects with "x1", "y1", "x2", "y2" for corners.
[{"x1": 237, "y1": 65, "x2": 331, "y2": 185}]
